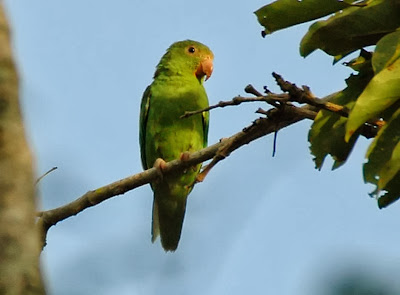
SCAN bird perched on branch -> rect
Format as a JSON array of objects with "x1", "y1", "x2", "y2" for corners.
[{"x1": 139, "y1": 40, "x2": 214, "y2": 251}]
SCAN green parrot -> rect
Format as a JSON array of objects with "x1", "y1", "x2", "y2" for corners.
[{"x1": 139, "y1": 40, "x2": 214, "y2": 251}]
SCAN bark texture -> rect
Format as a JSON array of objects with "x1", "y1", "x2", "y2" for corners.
[{"x1": 0, "y1": 4, "x2": 46, "y2": 295}]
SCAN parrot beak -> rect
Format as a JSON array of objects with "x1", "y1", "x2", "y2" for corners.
[{"x1": 196, "y1": 56, "x2": 213, "y2": 81}]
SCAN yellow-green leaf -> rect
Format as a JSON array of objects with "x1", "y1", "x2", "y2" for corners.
[
  {"x1": 345, "y1": 56, "x2": 400, "y2": 141},
  {"x1": 372, "y1": 29, "x2": 400, "y2": 74},
  {"x1": 379, "y1": 142, "x2": 400, "y2": 188}
]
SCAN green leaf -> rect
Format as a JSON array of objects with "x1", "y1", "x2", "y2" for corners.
[
  {"x1": 309, "y1": 62, "x2": 373, "y2": 169},
  {"x1": 364, "y1": 107, "x2": 400, "y2": 207},
  {"x1": 372, "y1": 29, "x2": 400, "y2": 74},
  {"x1": 345, "y1": 56, "x2": 400, "y2": 141},
  {"x1": 377, "y1": 173, "x2": 400, "y2": 208},
  {"x1": 300, "y1": 0, "x2": 400, "y2": 57},
  {"x1": 309, "y1": 110, "x2": 358, "y2": 170},
  {"x1": 379, "y1": 142, "x2": 400, "y2": 188},
  {"x1": 342, "y1": 49, "x2": 373, "y2": 72},
  {"x1": 364, "y1": 111, "x2": 400, "y2": 185},
  {"x1": 254, "y1": 0, "x2": 349, "y2": 35}
]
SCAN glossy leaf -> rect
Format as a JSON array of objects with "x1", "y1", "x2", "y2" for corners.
[
  {"x1": 372, "y1": 29, "x2": 400, "y2": 74},
  {"x1": 300, "y1": 0, "x2": 400, "y2": 57},
  {"x1": 254, "y1": 0, "x2": 349, "y2": 35}
]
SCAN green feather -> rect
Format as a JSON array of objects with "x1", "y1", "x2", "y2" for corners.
[{"x1": 139, "y1": 40, "x2": 213, "y2": 251}]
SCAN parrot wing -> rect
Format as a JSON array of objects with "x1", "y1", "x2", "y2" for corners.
[
  {"x1": 139, "y1": 85, "x2": 151, "y2": 170},
  {"x1": 202, "y1": 110, "x2": 209, "y2": 148},
  {"x1": 139, "y1": 85, "x2": 161, "y2": 242}
]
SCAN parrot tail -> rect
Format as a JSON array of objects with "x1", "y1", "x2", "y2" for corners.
[{"x1": 151, "y1": 193, "x2": 187, "y2": 252}]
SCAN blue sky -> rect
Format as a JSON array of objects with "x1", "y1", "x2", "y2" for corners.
[{"x1": 4, "y1": 1, "x2": 400, "y2": 294}]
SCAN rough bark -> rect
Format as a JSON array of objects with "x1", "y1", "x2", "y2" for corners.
[{"x1": 0, "y1": 4, "x2": 46, "y2": 295}]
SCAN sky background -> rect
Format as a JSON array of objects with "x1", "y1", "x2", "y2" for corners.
[{"x1": 3, "y1": 1, "x2": 400, "y2": 294}]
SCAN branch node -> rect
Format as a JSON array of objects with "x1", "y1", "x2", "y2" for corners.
[
  {"x1": 244, "y1": 84, "x2": 263, "y2": 97},
  {"x1": 263, "y1": 86, "x2": 271, "y2": 94},
  {"x1": 255, "y1": 108, "x2": 269, "y2": 116}
]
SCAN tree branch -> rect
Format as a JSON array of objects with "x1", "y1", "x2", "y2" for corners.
[
  {"x1": 37, "y1": 72, "x2": 382, "y2": 248},
  {"x1": 186, "y1": 73, "x2": 379, "y2": 139},
  {"x1": 37, "y1": 102, "x2": 317, "y2": 249},
  {"x1": 184, "y1": 74, "x2": 379, "y2": 140}
]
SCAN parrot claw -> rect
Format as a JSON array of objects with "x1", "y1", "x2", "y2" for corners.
[
  {"x1": 196, "y1": 173, "x2": 206, "y2": 183},
  {"x1": 153, "y1": 158, "x2": 167, "y2": 181},
  {"x1": 196, "y1": 138, "x2": 228, "y2": 182},
  {"x1": 196, "y1": 163, "x2": 213, "y2": 183}
]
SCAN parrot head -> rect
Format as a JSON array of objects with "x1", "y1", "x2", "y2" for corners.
[{"x1": 155, "y1": 40, "x2": 214, "y2": 82}]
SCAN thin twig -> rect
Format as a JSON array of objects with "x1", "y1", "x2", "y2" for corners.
[
  {"x1": 36, "y1": 167, "x2": 58, "y2": 185},
  {"x1": 272, "y1": 131, "x2": 278, "y2": 157},
  {"x1": 181, "y1": 93, "x2": 288, "y2": 119},
  {"x1": 272, "y1": 72, "x2": 385, "y2": 128},
  {"x1": 245, "y1": 84, "x2": 281, "y2": 108}
]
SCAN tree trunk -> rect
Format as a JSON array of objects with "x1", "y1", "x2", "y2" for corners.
[{"x1": 0, "y1": 4, "x2": 46, "y2": 294}]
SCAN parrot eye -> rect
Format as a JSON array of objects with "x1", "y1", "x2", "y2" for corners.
[{"x1": 188, "y1": 46, "x2": 196, "y2": 54}]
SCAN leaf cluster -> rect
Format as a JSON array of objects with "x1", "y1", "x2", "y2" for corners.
[{"x1": 255, "y1": 0, "x2": 400, "y2": 207}]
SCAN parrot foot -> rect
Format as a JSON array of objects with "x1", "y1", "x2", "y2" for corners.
[
  {"x1": 179, "y1": 151, "x2": 191, "y2": 161},
  {"x1": 196, "y1": 162, "x2": 214, "y2": 183},
  {"x1": 153, "y1": 158, "x2": 167, "y2": 181},
  {"x1": 197, "y1": 137, "x2": 229, "y2": 182}
]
